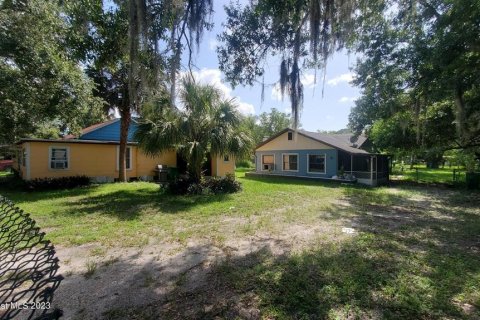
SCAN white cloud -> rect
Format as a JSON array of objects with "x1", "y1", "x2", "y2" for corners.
[
  {"x1": 188, "y1": 68, "x2": 255, "y2": 115},
  {"x1": 208, "y1": 38, "x2": 218, "y2": 51},
  {"x1": 338, "y1": 96, "x2": 358, "y2": 103},
  {"x1": 271, "y1": 83, "x2": 283, "y2": 101},
  {"x1": 237, "y1": 101, "x2": 255, "y2": 115},
  {"x1": 327, "y1": 73, "x2": 354, "y2": 86},
  {"x1": 301, "y1": 73, "x2": 316, "y2": 89}
]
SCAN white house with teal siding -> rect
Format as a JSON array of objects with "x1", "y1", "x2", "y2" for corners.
[{"x1": 250, "y1": 128, "x2": 390, "y2": 186}]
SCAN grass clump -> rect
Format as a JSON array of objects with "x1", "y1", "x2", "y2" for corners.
[{"x1": 84, "y1": 260, "x2": 97, "y2": 278}]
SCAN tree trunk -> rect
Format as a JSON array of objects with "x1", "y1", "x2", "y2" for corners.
[
  {"x1": 119, "y1": 108, "x2": 131, "y2": 182},
  {"x1": 454, "y1": 87, "x2": 466, "y2": 144}
]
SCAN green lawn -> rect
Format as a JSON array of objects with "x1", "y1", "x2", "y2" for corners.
[
  {"x1": 0, "y1": 170, "x2": 12, "y2": 177},
  {"x1": 391, "y1": 164, "x2": 465, "y2": 184},
  {"x1": 1, "y1": 171, "x2": 479, "y2": 319}
]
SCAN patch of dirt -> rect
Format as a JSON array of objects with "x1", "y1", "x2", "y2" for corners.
[
  {"x1": 52, "y1": 216, "x2": 350, "y2": 319},
  {"x1": 48, "y1": 186, "x2": 480, "y2": 319}
]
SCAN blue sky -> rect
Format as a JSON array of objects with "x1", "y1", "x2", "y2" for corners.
[{"x1": 185, "y1": 0, "x2": 360, "y2": 132}]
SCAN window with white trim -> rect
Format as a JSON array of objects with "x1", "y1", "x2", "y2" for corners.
[
  {"x1": 287, "y1": 132, "x2": 293, "y2": 140},
  {"x1": 282, "y1": 154, "x2": 298, "y2": 171},
  {"x1": 308, "y1": 154, "x2": 325, "y2": 173},
  {"x1": 50, "y1": 148, "x2": 69, "y2": 169},
  {"x1": 262, "y1": 155, "x2": 274, "y2": 170}
]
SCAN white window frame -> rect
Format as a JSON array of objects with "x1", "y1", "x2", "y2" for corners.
[
  {"x1": 116, "y1": 146, "x2": 132, "y2": 171},
  {"x1": 282, "y1": 153, "x2": 299, "y2": 172},
  {"x1": 287, "y1": 131, "x2": 293, "y2": 141},
  {"x1": 307, "y1": 153, "x2": 327, "y2": 174},
  {"x1": 261, "y1": 154, "x2": 275, "y2": 171},
  {"x1": 48, "y1": 146, "x2": 70, "y2": 170}
]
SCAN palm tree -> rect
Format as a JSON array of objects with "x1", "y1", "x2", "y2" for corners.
[{"x1": 135, "y1": 77, "x2": 253, "y2": 183}]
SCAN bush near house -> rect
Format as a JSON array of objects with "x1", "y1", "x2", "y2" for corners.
[
  {"x1": 26, "y1": 175, "x2": 91, "y2": 191},
  {"x1": 167, "y1": 173, "x2": 241, "y2": 195}
]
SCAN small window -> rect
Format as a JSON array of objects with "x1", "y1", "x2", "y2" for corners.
[
  {"x1": 126, "y1": 147, "x2": 131, "y2": 169},
  {"x1": 50, "y1": 148, "x2": 69, "y2": 169},
  {"x1": 117, "y1": 146, "x2": 132, "y2": 170},
  {"x1": 262, "y1": 154, "x2": 274, "y2": 171},
  {"x1": 308, "y1": 154, "x2": 325, "y2": 173},
  {"x1": 283, "y1": 154, "x2": 298, "y2": 171},
  {"x1": 287, "y1": 132, "x2": 293, "y2": 140},
  {"x1": 224, "y1": 155, "x2": 230, "y2": 162}
]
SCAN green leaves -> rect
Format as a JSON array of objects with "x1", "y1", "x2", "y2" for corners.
[
  {"x1": 0, "y1": 0, "x2": 104, "y2": 143},
  {"x1": 136, "y1": 77, "x2": 253, "y2": 181},
  {"x1": 349, "y1": 0, "x2": 480, "y2": 157},
  {"x1": 217, "y1": 0, "x2": 358, "y2": 128}
]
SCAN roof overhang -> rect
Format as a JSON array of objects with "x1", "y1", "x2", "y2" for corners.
[
  {"x1": 255, "y1": 128, "x2": 372, "y2": 155},
  {"x1": 15, "y1": 138, "x2": 138, "y2": 146}
]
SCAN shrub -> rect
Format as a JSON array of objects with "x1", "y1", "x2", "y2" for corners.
[
  {"x1": 166, "y1": 173, "x2": 241, "y2": 195},
  {"x1": 0, "y1": 175, "x2": 25, "y2": 189},
  {"x1": 26, "y1": 175, "x2": 91, "y2": 191},
  {"x1": 166, "y1": 175, "x2": 196, "y2": 195},
  {"x1": 203, "y1": 173, "x2": 242, "y2": 194},
  {"x1": 236, "y1": 159, "x2": 254, "y2": 168}
]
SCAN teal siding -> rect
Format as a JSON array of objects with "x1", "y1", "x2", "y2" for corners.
[{"x1": 255, "y1": 149, "x2": 338, "y2": 177}]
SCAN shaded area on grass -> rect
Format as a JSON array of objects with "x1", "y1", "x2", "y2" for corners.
[{"x1": 95, "y1": 185, "x2": 480, "y2": 319}]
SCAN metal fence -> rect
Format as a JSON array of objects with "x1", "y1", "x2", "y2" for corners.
[{"x1": 0, "y1": 196, "x2": 63, "y2": 320}]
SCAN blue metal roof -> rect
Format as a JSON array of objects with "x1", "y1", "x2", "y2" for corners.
[{"x1": 79, "y1": 119, "x2": 139, "y2": 142}]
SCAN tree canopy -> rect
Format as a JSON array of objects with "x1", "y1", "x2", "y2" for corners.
[
  {"x1": 135, "y1": 77, "x2": 252, "y2": 182},
  {"x1": 241, "y1": 108, "x2": 292, "y2": 147},
  {"x1": 217, "y1": 0, "x2": 358, "y2": 128},
  {"x1": 0, "y1": 0, "x2": 104, "y2": 144},
  {"x1": 349, "y1": 0, "x2": 480, "y2": 162}
]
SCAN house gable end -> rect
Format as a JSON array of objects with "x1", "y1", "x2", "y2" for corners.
[
  {"x1": 79, "y1": 119, "x2": 138, "y2": 142},
  {"x1": 256, "y1": 130, "x2": 335, "y2": 151}
]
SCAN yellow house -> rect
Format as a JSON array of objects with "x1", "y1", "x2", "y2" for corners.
[{"x1": 13, "y1": 119, "x2": 235, "y2": 182}]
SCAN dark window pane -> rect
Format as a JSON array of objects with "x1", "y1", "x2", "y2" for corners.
[{"x1": 309, "y1": 155, "x2": 325, "y2": 172}]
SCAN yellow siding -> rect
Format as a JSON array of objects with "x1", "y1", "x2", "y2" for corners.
[
  {"x1": 136, "y1": 149, "x2": 176, "y2": 177},
  {"x1": 257, "y1": 131, "x2": 334, "y2": 151},
  {"x1": 213, "y1": 154, "x2": 235, "y2": 177},
  {"x1": 22, "y1": 141, "x2": 176, "y2": 181}
]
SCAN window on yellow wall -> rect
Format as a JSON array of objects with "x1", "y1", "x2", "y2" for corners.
[{"x1": 50, "y1": 147, "x2": 69, "y2": 169}]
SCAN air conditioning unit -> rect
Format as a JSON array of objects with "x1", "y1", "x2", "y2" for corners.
[
  {"x1": 263, "y1": 163, "x2": 273, "y2": 171},
  {"x1": 52, "y1": 162, "x2": 67, "y2": 169}
]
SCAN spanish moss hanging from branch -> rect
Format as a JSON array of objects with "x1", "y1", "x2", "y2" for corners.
[{"x1": 217, "y1": 0, "x2": 358, "y2": 128}]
